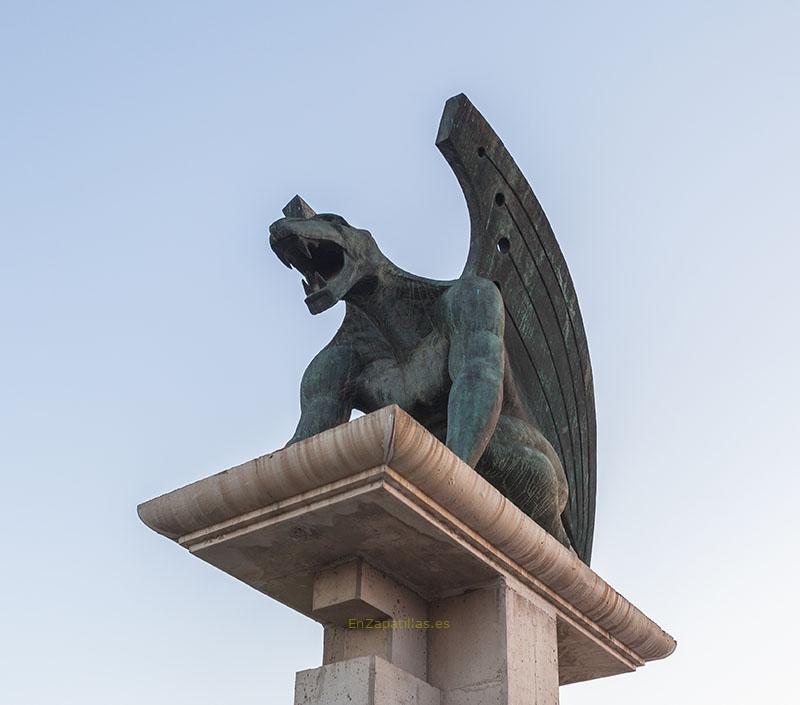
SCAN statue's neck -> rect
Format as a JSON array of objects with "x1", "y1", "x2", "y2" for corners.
[{"x1": 344, "y1": 262, "x2": 440, "y2": 349}]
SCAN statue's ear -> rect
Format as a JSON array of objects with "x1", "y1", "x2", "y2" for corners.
[{"x1": 282, "y1": 195, "x2": 316, "y2": 219}]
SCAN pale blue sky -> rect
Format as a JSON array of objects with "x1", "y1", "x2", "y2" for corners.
[{"x1": 1, "y1": 2, "x2": 798, "y2": 703}]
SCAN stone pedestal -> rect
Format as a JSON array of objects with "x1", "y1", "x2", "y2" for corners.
[{"x1": 139, "y1": 406, "x2": 675, "y2": 704}]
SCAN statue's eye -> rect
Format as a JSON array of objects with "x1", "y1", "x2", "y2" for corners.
[{"x1": 316, "y1": 213, "x2": 349, "y2": 227}]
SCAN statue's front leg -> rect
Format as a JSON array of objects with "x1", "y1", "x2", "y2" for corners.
[
  {"x1": 287, "y1": 345, "x2": 361, "y2": 446},
  {"x1": 444, "y1": 278, "x2": 506, "y2": 467}
]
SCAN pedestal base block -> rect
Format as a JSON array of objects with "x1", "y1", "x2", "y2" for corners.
[
  {"x1": 318, "y1": 559, "x2": 429, "y2": 681},
  {"x1": 295, "y1": 656, "x2": 441, "y2": 705}
]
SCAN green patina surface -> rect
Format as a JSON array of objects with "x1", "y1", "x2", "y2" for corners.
[{"x1": 268, "y1": 95, "x2": 597, "y2": 563}]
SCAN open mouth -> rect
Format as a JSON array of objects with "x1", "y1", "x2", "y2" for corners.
[{"x1": 274, "y1": 236, "x2": 345, "y2": 298}]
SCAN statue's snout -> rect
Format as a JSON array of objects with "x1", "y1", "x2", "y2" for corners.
[{"x1": 269, "y1": 217, "x2": 295, "y2": 245}]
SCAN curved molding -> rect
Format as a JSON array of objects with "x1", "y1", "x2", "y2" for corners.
[{"x1": 138, "y1": 405, "x2": 675, "y2": 662}]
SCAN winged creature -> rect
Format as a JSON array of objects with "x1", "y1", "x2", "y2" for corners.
[{"x1": 269, "y1": 95, "x2": 597, "y2": 564}]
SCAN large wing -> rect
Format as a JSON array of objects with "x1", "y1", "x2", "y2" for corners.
[{"x1": 436, "y1": 94, "x2": 597, "y2": 564}]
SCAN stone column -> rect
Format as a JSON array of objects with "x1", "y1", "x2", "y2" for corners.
[
  {"x1": 429, "y1": 577, "x2": 558, "y2": 705},
  {"x1": 297, "y1": 564, "x2": 559, "y2": 705}
]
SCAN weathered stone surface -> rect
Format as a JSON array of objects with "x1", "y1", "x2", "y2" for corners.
[
  {"x1": 317, "y1": 558, "x2": 429, "y2": 681},
  {"x1": 428, "y1": 578, "x2": 558, "y2": 705},
  {"x1": 139, "y1": 405, "x2": 675, "y2": 690},
  {"x1": 295, "y1": 656, "x2": 441, "y2": 705}
]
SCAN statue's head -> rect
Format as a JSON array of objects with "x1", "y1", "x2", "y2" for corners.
[{"x1": 269, "y1": 196, "x2": 382, "y2": 314}]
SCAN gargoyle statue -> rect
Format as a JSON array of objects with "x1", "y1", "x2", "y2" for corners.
[{"x1": 269, "y1": 94, "x2": 597, "y2": 564}]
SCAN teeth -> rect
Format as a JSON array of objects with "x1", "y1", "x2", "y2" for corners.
[
  {"x1": 300, "y1": 271, "x2": 328, "y2": 297},
  {"x1": 299, "y1": 240, "x2": 311, "y2": 259}
]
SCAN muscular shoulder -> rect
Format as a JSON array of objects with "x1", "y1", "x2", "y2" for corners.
[{"x1": 441, "y1": 276, "x2": 504, "y2": 332}]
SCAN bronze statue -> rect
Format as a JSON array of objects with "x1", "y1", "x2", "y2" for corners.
[{"x1": 269, "y1": 95, "x2": 596, "y2": 564}]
